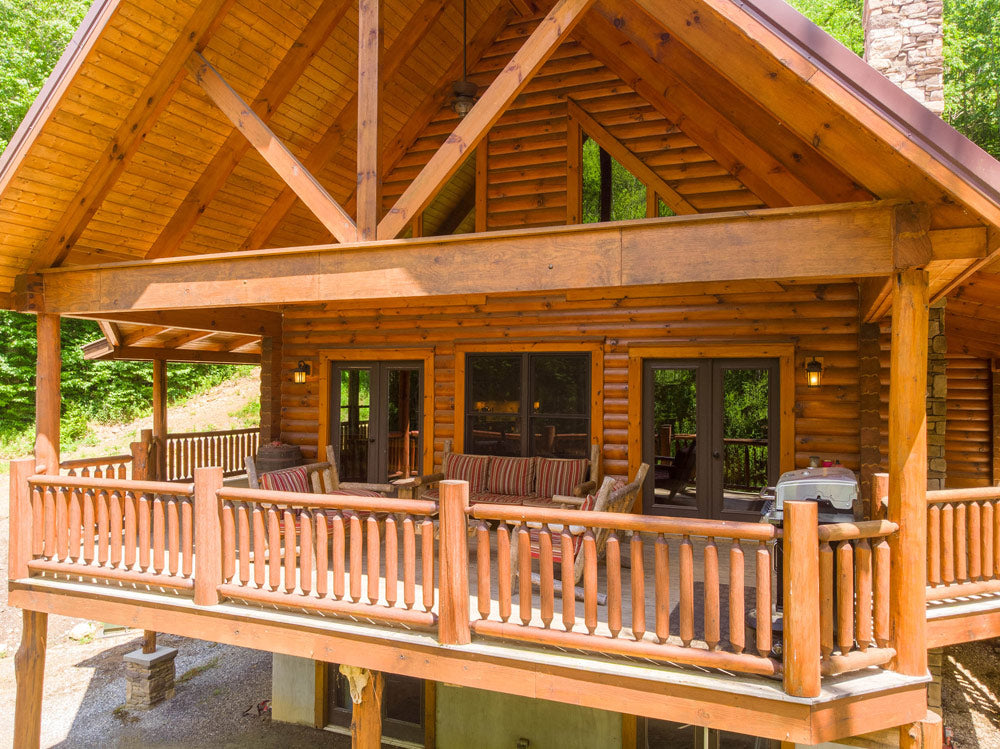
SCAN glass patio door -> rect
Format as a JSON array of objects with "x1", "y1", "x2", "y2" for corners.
[
  {"x1": 642, "y1": 359, "x2": 778, "y2": 521},
  {"x1": 331, "y1": 361, "x2": 422, "y2": 484}
]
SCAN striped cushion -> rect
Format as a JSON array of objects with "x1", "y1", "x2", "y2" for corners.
[
  {"x1": 327, "y1": 488, "x2": 383, "y2": 497},
  {"x1": 442, "y1": 453, "x2": 492, "y2": 493},
  {"x1": 529, "y1": 491, "x2": 598, "y2": 563},
  {"x1": 260, "y1": 466, "x2": 310, "y2": 494},
  {"x1": 488, "y1": 456, "x2": 536, "y2": 496},
  {"x1": 469, "y1": 492, "x2": 525, "y2": 505},
  {"x1": 536, "y1": 458, "x2": 588, "y2": 499}
]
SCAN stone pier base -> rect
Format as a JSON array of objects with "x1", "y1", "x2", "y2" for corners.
[{"x1": 124, "y1": 646, "x2": 178, "y2": 708}]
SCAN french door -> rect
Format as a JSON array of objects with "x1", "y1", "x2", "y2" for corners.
[
  {"x1": 641, "y1": 358, "x2": 779, "y2": 521},
  {"x1": 330, "y1": 361, "x2": 423, "y2": 484}
]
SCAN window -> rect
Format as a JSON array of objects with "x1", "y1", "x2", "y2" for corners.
[
  {"x1": 464, "y1": 353, "x2": 590, "y2": 459},
  {"x1": 581, "y1": 137, "x2": 673, "y2": 223}
]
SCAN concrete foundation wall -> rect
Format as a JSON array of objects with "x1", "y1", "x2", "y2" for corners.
[{"x1": 271, "y1": 653, "x2": 321, "y2": 727}]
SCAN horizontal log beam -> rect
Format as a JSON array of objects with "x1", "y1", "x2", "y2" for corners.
[
  {"x1": 83, "y1": 340, "x2": 259, "y2": 364},
  {"x1": 21, "y1": 202, "x2": 911, "y2": 315},
  {"x1": 83, "y1": 308, "x2": 282, "y2": 337}
]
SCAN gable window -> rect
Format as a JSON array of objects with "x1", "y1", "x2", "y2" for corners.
[
  {"x1": 465, "y1": 353, "x2": 590, "y2": 459},
  {"x1": 581, "y1": 137, "x2": 671, "y2": 223}
]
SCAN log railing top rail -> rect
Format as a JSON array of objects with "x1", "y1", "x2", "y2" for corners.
[
  {"x1": 469, "y1": 503, "x2": 778, "y2": 541},
  {"x1": 59, "y1": 454, "x2": 132, "y2": 469},
  {"x1": 927, "y1": 486, "x2": 1000, "y2": 504},
  {"x1": 817, "y1": 520, "x2": 898, "y2": 542},
  {"x1": 166, "y1": 427, "x2": 259, "y2": 439},
  {"x1": 218, "y1": 486, "x2": 438, "y2": 516},
  {"x1": 29, "y1": 474, "x2": 195, "y2": 496}
]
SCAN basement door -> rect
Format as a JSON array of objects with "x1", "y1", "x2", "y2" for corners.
[
  {"x1": 330, "y1": 361, "x2": 423, "y2": 484},
  {"x1": 641, "y1": 358, "x2": 779, "y2": 521}
]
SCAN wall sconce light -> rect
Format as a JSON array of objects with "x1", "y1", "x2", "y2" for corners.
[
  {"x1": 292, "y1": 361, "x2": 311, "y2": 384},
  {"x1": 805, "y1": 357, "x2": 823, "y2": 388}
]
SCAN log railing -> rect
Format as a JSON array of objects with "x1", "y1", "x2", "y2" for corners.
[
  {"x1": 926, "y1": 486, "x2": 1000, "y2": 601},
  {"x1": 817, "y1": 520, "x2": 898, "y2": 677},
  {"x1": 9, "y1": 465, "x2": 911, "y2": 700},
  {"x1": 467, "y1": 502, "x2": 781, "y2": 677},
  {"x1": 211, "y1": 481, "x2": 440, "y2": 629},
  {"x1": 22, "y1": 473, "x2": 196, "y2": 592},
  {"x1": 164, "y1": 427, "x2": 258, "y2": 482}
]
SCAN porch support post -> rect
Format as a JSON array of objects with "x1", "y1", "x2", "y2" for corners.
[
  {"x1": 900, "y1": 711, "x2": 943, "y2": 749},
  {"x1": 438, "y1": 479, "x2": 471, "y2": 645},
  {"x1": 193, "y1": 466, "x2": 225, "y2": 606},
  {"x1": 14, "y1": 609, "x2": 47, "y2": 749},
  {"x1": 782, "y1": 499, "x2": 821, "y2": 698},
  {"x1": 339, "y1": 666, "x2": 384, "y2": 749},
  {"x1": 152, "y1": 359, "x2": 167, "y2": 480},
  {"x1": 35, "y1": 313, "x2": 60, "y2": 474},
  {"x1": 888, "y1": 268, "x2": 929, "y2": 677},
  {"x1": 356, "y1": 0, "x2": 381, "y2": 240}
]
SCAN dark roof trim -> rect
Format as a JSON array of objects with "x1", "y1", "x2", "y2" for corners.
[
  {"x1": 0, "y1": 0, "x2": 120, "y2": 192},
  {"x1": 739, "y1": 0, "x2": 1000, "y2": 218}
]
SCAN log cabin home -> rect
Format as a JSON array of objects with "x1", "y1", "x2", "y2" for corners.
[{"x1": 2, "y1": 0, "x2": 1000, "y2": 746}]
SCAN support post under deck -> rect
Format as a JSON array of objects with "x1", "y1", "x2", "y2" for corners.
[{"x1": 14, "y1": 610, "x2": 47, "y2": 749}]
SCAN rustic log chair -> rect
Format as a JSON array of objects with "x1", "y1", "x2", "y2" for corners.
[
  {"x1": 244, "y1": 446, "x2": 395, "y2": 496},
  {"x1": 511, "y1": 463, "x2": 650, "y2": 604}
]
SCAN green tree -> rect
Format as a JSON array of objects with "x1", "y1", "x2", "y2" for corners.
[{"x1": 943, "y1": 0, "x2": 1000, "y2": 158}]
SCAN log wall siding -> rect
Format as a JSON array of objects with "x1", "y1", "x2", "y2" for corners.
[
  {"x1": 945, "y1": 355, "x2": 993, "y2": 488},
  {"x1": 279, "y1": 283, "x2": 861, "y2": 478}
]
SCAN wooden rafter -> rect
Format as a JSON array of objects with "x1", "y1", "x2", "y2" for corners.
[
  {"x1": 185, "y1": 53, "x2": 358, "y2": 244},
  {"x1": 144, "y1": 0, "x2": 353, "y2": 259},
  {"x1": 28, "y1": 0, "x2": 236, "y2": 271},
  {"x1": 239, "y1": 0, "x2": 503, "y2": 252},
  {"x1": 221, "y1": 334, "x2": 261, "y2": 352},
  {"x1": 565, "y1": 98, "x2": 696, "y2": 215},
  {"x1": 86, "y1": 308, "x2": 281, "y2": 337},
  {"x1": 122, "y1": 325, "x2": 170, "y2": 346},
  {"x1": 377, "y1": 0, "x2": 598, "y2": 240},
  {"x1": 576, "y1": 8, "x2": 825, "y2": 208},
  {"x1": 84, "y1": 342, "x2": 259, "y2": 365},
  {"x1": 97, "y1": 321, "x2": 121, "y2": 347},
  {"x1": 357, "y1": 0, "x2": 383, "y2": 240},
  {"x1": 158, "y1": 329, "x2": 220, "y2": 349}
]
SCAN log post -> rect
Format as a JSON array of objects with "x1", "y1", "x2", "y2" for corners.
[
  {"x1": 783, "y1": 499, "x2": 821, "y2": 698},
  {"x1": 35, "y1": 313, "x2": 60, "y2": 474},
  {"x1": 193, "y1": 466, "x2": 225, "y2": 606},
  {"x1": 438, "y1": 479, "x2": 471, "y2": 645},
  {"x1": 9, "y1": 458, "x2": 35, "y2": 580},
  {"x1": 14, "y1": 609, "x2": 47, "y2": 749},
  {"x1": 900, "y1": 711, "x2": 943, "y2": 749},
  {"x1": 152, "y1": 359, "x2": 167, "y2": 481},
  {"x1": 356, "y1": 0, "x2": 381, "y2": 240},
  {"x1": 340, "y1": 666, "x2": 384, "y2": 749},
  {"x1": 888, "y1": 269, "x2": 929, "y2": 677},
  {"x1": 872, "y1": 473, "x2": 889, "y2": 521},
  {"x1": 132, "y1": 432, "x2": 158, "y2": 652}
]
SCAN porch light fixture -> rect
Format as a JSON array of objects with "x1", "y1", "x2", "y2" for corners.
[
  {"x1": 292, "y1": 361, "x2": 311, "y2": 384},
  {"x1": 805, "y1": 357, "x2": 823, "y2": 388},
  {"x1": 451, "y1": 0, "x2": 478, "y2": 118}
]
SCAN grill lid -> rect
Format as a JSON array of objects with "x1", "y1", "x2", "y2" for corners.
[{"x1": 773, "y1": 466, "x2": 857, "y2": 510}]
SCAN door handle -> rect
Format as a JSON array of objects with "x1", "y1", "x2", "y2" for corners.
[{"x1": 712, "y1": 451, "x2": 721, "y2": 459}]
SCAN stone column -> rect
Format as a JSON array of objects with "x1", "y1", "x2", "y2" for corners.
[
  {"x1": 124, "y1": 645, "x2": 178, "y2": 708},
  {"x1": 864, "y1": 0, "x2": 945, "y2": 114},
  {"x1": 927, "y1": 301, "x2": 947, "y2": 490}
]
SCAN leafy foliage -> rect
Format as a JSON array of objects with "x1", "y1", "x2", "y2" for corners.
[
  {"x1": 0, "y1": 0, "x2": 92, "y2": 151},
  {"x1": 581, "y1": 138, "x2": 649, "y2": 223},
  {"x1": 787, "y1": 0, "x2": 864, "y2": 55}
]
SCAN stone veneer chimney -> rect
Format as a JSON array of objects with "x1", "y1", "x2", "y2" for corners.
[{"x1": 863, "y1": 0, "x2": 945, "y2": 115}]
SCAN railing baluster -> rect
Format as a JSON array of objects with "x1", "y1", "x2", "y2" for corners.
[
  {"x1": 68, "y1": 488, "x2": 82, "y2": 563},
  {"x1": 561, "y1": 528, "x2": 575, "y2": 631},
  {"x1": 167, "y1": 497, "x2": 180, "y2": 577},
  {"x1": 631, "y1": 532, "x2": 645, "y2": 641},
  {"x1": 477, "y1": 520, "x2": 491, "y2": 620},
  {"x1": 349, "y1": 512, "x2": 363, "y2": 602},
  {"x1": 955, "y1": 503, "x2": 968, "y2": 582},
  {"x1": 819, "y1": 539, "x2": 834, "y2": 660},
  {"x1": 282, "y1": 508, "x2": 296, "y2": 594},
  {"x1": 729, "y1": 540, "x2": 744, "y2": 654},
  {"x1": 538, "y1": 525, "x2": 554, "y2": 629},
  {"x1": 32, "y1": 486, "x2": 44, "y2": 556},
  {"x1": 367, "y1": 513, "x2": 380, "y2": 604},
  {"x1": 927, "y1": 504, "x2": 941, "y2": 585},
  {"x1": 238, "y1": 503, "x2": 251, "y2": 585},
  {"x1": 81, "y1": 489, "x2": 95, "y2": 563},
  {"x1": 606, "y1": 532, "x2": 622, "y2": 638},
  {"x1": 968, "y1": 502, "x2": 982, "y2": 581},
  {"x1": 108, "y1": 490, "x2": 122, "y2": 567},
  {"x1": 43, "y1": 486, "x2": 56, "y2": 559},
  {"x1": 181, "y1": 497, "x2": 194, "y2": 578},
  {"x1": 421, "y1": 517, "x2": 434, "y2": 611},
  {"x1": 679, "y1": 535, "x2": 694, "y2": 647},
  {"x1": 518, "y1": 524, "x2": 532, "y2": 626},
  {"x1": 267, "y1": 507, "x2": 281, "y2": 591},
  {"x1": 983, "y1": 502, "x2": 994, "y2": 580},
  {"x1": 252, "y1": 505, "x2": 265, "y2": 588},
  {"x1": 655, "y1": 534, "x2": 669, "y2": 643},
  {"x1": 56, "y1": 486, "x2": 71, "y2": 562},
  {"x1": 315, "y1": 511, "x2": 329, "y2": 598},
  {"x1": 855, "y1": 538, "x2": 873, "y2": 651},
  {"x1": 333, "y1": 511, "x2": 346, "y2": 599},
  {"x1": 583, "y1": 529, "x2": 597, "y2": 635},
  {"x1": 836, "y1": 540, "x2": 854, "y2": 654},
  {"x1": 152, "y1": 496, "x2": 166, "y2": 575},
  {"x1": 755, "y1": 541, "x2": 772, "y2": 657},
  {"x1": 96, "y1": 489, "x2": 109, "y2": 565},
  {"x1": 941, "y1": 503, "x2": 954, "y2": 584},
  {"x1": 123, "y1": 491, "x2": 137, "y2": 569},
  {"x1": 300, "y1": 510, "x2": 313, "y2": 596},
  {"x1": 994, "y1": 501, "x2": 1000, "y2": 577},
  {"x1": 138, "y1": 492, "x2": 151, "y2": 571},
  {"x1": 384, "y1": 515, "x2": 398, "y2": 608},
  {"x1": 402, "y1": 516, "x2": 414, "y2": 608},
  {"x1": 221, "y1": 501, "x2": 236, "y2": 583},
  {"x1": 704, "y1": 537, "x2": 720, "y2": 651},
  {"x1": 873, "y1": 537, "x2": 891, "y2": 648}
]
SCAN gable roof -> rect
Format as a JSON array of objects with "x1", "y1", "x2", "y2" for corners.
[{"x1": 1, "y1": 0, "x2": 999, "y2": 307}]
